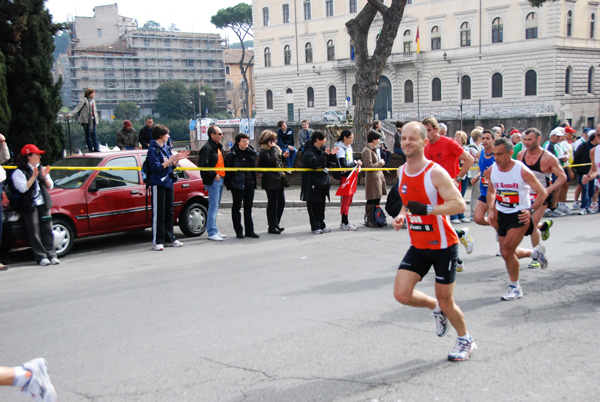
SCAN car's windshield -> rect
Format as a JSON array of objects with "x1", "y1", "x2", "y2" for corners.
[{"x1": 52, "y1": 157, "x2": 103, "y2": 189}]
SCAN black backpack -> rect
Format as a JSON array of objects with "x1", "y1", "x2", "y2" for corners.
[{"x1": 4, "y1": 170, "x2": 23, "y2": 210}]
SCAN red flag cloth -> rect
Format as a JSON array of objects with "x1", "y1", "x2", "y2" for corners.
[{"x1": 336, "y1": 166, "x2": 360, "y2": 197}]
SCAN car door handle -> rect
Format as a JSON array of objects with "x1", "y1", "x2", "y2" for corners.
[
  {"x1": 182, "y1": 184, "x2": 190, "y2": 188},
  {"x1": 130, "y1": 190, "x2": 139, "y2": 194}
]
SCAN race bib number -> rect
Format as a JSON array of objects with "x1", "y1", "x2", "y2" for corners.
[
  {"x1": 407, "y1": 214, "x2": 434, "y2": 232},
  {"x1": 481, "y1": 176, "x2": 489, "y2": 188},
  {"x1": 496, "y1": 189, "x2": 519, "y2": 209}
]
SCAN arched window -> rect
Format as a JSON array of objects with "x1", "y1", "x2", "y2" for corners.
[
  {"x1": 327, "y1": 40, "x2": 335, "y2": 61},
  {"x1": 225, "y1": 66, "x2": 230, "y2": 75},
  {"x1": 565, "y1": 66, "x2": 572, "y2": 94},
  {"x1": 307, "y1": 87, "x2": 315, "y2": 107},
  {"x1": 329, "y1": 85, "x2": 337, "y2": 106},
  {"x1": 461, "y1": 22, "x2": 471, "y2": 47},
  {"x1": 284, "y1": 45, "x2": 291, "y2": 65},
  {"x1": 404, "y1": 80, "x2": 414, "y2": 103},
  {"x1": 266, "y1": 90, "x2": 273, "y2": 109},
  {"x1": 352, "y1": 84, "x2": 357, "y2": 105},
  {"x1": 432, "y1": 78, "x2": 442, "y2": 101},
  {"x1": 264, "y1": 47, "x2": 271, "y2": 67},
  {"x1": 525, "y1": 70, "x2": 537, "y2": 96},
  {"x1": 492, "y1": 17, "x2": 503, "y2": 43},
  {"x1": 526, "y1": 12, "x2": 538, "y2": 39},
  {"x1": 403, "y1": 29, "x2": 412, "y2": 53},
  {"x1": 431, "y1": 26, "x2": 441, "y2": 50},
  {"x1": 461, "y1": 75, "x2": 471, "y2": 100},
  {"x1": 591, "y1": 13, "x2": 596, "y2": 39},
  {"x1": 305, "y1": 42, "x2": 313, "y2": 64},
  {"x1": 492, "y1": 73, "x2": 503, "y2": 98},
  {"x1": 567, "y1": 10, "x2": 573, "y2": 37},
  {"x1": 588, "y1": 66, "x2": 595, "y2": 94}
]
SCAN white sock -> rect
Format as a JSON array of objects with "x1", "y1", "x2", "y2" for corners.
[
  {"x1": 510, "y1": 281, "x2": 519, "y2": 288},
  {"x1": 12, "y1": 366, "x2": 31, "y2": 389},
  {"x1": 433, "y1": 302, "x2": 442, "y2": 313},
  {"x1": 458, "y1": 332, "x2": 472, "y2": 341},
  {"x1": 531, "y1": 249, "x2": 539, "y2": 260}
]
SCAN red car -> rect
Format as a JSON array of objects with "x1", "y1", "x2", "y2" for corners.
[{"x1": 2, "y1": 150, "x2": 207, "y2": 257}]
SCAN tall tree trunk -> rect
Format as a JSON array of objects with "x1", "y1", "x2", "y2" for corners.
[{"x1": 346, "y1": 0, "x2": 406, "y2": 150}]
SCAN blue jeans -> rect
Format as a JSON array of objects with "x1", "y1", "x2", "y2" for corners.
[
  {"x1": 393, "y1": 148, "x2": 404, "y2": 156},
  {"x1": 83, "y1": 122, "x2": 99, "y2": 152},
  {"x1": 205, "y1": 177, "x2": 224, "y2": 236},
  {"x1": 451, "y1": 178, "x2": 469, "y2": 220},
  {"x1": 285, "y1": 146, "x2": 297, "y2": 168},
  {"x1": 577, "y1": 174, "x2": 595, "y2": 209}
]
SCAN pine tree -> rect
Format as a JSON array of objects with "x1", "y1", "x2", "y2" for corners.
[{"x1": 0, "y1": 0, "x2": 65, "y2": 162}]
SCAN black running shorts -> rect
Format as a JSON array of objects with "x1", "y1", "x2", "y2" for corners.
[
  {"x1": 398, "y1": 244, "x2": 458, "y2": 285},
  {"x1": 497, "y1": 210, "x2": 534, "y2": 237}
]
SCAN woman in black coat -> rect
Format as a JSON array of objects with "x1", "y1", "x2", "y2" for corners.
[
  {"x1": 301, "y1": 131, "x2": 339, "y2": 234},
  {"x1": 225, "y1": 133, "x2": 259, "y2": 239},
  {"x1": 258, "y1": 130, "x2": 289, "y2": 234}
]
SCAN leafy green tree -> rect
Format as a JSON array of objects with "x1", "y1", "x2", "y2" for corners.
[
  {"x1": 0, "y1": 52, "x2": 11, "y2": 135},
  {"x1": 167, "y1": 23, "x2": 180, "y2": 32},
  {"x1": 113, "y1": 101, "x2": 140, "y2": 121},
  {"x1": 140, "y1": 20, "x2": 163, "y2": 31},
  {"x1": 212, "y1": 3, "x2": 253, "y2": 120},
  {"x1": 156, "y1": 80, "x2": 193, "y2": 119},
  {"x1": 0, "y1": 0, "x2": 65, "y2": 162}
]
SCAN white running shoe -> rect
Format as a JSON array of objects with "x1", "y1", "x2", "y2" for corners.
[
  {"x1": 460, "y1": 217, "x2": 471, "y2": 223},
  {"x1": 459, "y1": 227, "x2": 474, "y2": 254},
  {"x1": 217, "y1": 232, "x2": 227, "y2": 239},
  {"x1": 533, "y1": 244, "x2": 548, "y2": 269},
  {"x1": 572, "y1": 201, "x2": 581, "y2": 210},
  {"x1": 339, "y1": 223, "x2": 357, "y2": 231},
  {"x1": 166, "y1": 240, "x2": 183, "y2": 247},
  {"x1": 448, "y1": 337, "x2": 477, "y2": 361},
  {"x1": 50, "y1": 257, "x2": 60, "y2": 265},
  {"x1": 501, "y1": 285, "x2": 523, "y2": 301},
  {"x1": 38, "y1": 258, "x2": 51, "y2": 266},
  {"x1": 450, "y1": 219, "x2": 461, "y2": 224},
  {"x1": 433, "y1": 310, "x2": 449, "y2": 337},
  {"x1": 21, "y1": 358, "x2": 57, "y2": 402},
  {"x1": 207, "y1": 234, "x2": 224, "y2": 241},
  {"x1": 152, "y1": 244, "x2": 164, "y2": 251}
]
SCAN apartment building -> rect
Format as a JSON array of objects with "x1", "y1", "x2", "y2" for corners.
[
  {"x1": 253, "y1": 0, "x2": 600, "y2": 130},
  {"x1": 62, "y1": 4, "x2": 227, "y2": 119},
  {"x1": 224, "y1": 49, "x2": 255, "y2": 118}
]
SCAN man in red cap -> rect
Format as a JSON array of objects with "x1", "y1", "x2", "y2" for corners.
[
  {"x1": 116, "y1": 120, "x2": 138, "y2": 150},
  {"x1": 12, "y1": 144, "x2": 59, "y2": 266}
]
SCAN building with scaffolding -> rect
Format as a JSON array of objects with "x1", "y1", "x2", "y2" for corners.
[{"x1": 60, "y1": 4, "x2": 227, "y2": 119}]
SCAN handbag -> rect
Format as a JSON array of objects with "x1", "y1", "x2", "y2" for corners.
[{"x1": 281, "y1": 172, "x2": 290, "y2": 187}]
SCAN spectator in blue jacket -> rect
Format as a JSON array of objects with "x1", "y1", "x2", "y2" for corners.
[
  {"x1": 147, "y1": 124, "x2": 189, "y2": 251},
  {"x1": 277, "y1": 120, "x2": 297, "y2": 168}
]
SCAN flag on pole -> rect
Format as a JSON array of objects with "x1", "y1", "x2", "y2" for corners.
[{"x1": 416, "y1": 26, "x2": 420, "y2": 54}]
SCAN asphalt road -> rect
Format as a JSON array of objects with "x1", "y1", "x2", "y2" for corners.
[{"x1": 1, "y1": 206, "x2": 599, "y2": 402}]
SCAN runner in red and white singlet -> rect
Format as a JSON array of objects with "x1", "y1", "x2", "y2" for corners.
[{"x1": 392, "y1": 121, "x2": 476, "y2": 362}]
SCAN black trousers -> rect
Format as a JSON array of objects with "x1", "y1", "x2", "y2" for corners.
[
  {"x1": 307, "y1": 201, "x2": 326, "y2": 231},
  {"x1": 152, "y1": 185, "x2": 175, "y2": 245},
  {"x1": 265, "y1": 189, "x2": 285, "y2": 229},
  {"x1": 231, "y1": 187, "x2": 255, "y2": 235}
]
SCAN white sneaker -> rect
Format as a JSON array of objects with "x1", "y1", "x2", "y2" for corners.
[
  {"x1": 459, "y1": 227, "x2": 474, "y2": 254},
  {"x1": 166, "y1": 240, "x2": 184, "y2": 247},
  {"x1": 501, "y1": 285, "x2": 523, "y2": 301},
  {"x1": 152, "y1": 244, "x2": 164, "y2": 251},
  {"x1": 38, "y1": 258, "x2": 51, "y2": 266},
  {"x1": 340, "y1": 223, "x2": 357, "y2": 231},
  {"x1": 433, "y1": 310, "x2": 449, "y2": 337},
  {"x1": 572, "y1": 201, "x2": 581, "y2": 210},
  {"x1": 50, "y1": 257, "x2": 60, "y2": 265},
  {"x1": 448, "y1": 337, "x2": 477, "y2": 361},
  {"x1": 208, "y1": 234, "x2": 224, "y2": 241},
  {"x1": 460, "y1": 217, "x2": 471, "y2": 223},
  {"x1": 217, "y1": 232, "x2": 227, "y2": 239},
  {"x1": 312, "y1": 229, "x2": 324, "y2": 234},
  {"x1": 21, "y1": 358, "x2": 57, "y2": 402},
  {"x1": 450, "y1": 219, "x2": 461, "y2": 224}
]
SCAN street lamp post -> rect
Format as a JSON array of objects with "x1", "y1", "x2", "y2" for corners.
[
  {"x1": 457, "y1": 69, "x2": 463, "y2": 131},
  {"x1": 198, "y1": 76, "x2": 205, "y2": 119}
]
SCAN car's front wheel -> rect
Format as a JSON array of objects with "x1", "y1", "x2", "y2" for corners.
[
  {"x1": 53, "y1": 217, "x2": 74, "y2": 257},
  {"x1": 179, "y1": 202, "x2": 207, "y2": 237}
]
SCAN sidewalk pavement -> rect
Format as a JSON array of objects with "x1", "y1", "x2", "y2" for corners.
[{"x1": 220, "y1": 183, "x2": 579, "y2": 209}]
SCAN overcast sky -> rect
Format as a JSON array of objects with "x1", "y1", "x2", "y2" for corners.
[{"x1": 46, "y1": 0, "x2": 252, "y2": 41}]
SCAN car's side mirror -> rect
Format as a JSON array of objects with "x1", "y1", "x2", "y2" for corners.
[{"x1": 89, "y1": 178, "x2": 111, "y2": 192}]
